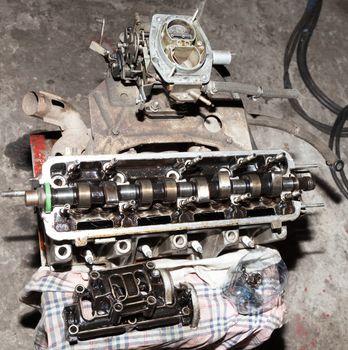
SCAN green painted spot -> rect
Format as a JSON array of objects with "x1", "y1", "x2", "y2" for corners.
[{"x1": 44, "y1": 183, "x2": 52, "y2": 213}]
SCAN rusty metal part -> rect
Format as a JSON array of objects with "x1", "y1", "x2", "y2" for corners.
[
  {"x1": 22, "y1": 91, "x2": 91, "y2": 156},
  {"x1": 89, "y1": 78, "x2": 252, "y2": 154}
]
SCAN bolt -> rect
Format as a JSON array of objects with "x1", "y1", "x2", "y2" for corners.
[
  {"x1": 121, "y1": 200, "x2": 136, "y2": 210},
  {"x1": 82, "y1": 249, "x2": 94, "y2": 265},
  {"x1": 301, "y1": 202, "x2": 325, "y2": 209},
  {"x1": 281, "y1": 192, "x2": 292, "y2": 200},
  {"x1": 150, "y1": 100, "x2": 160, "y2": 111},
  {"x1": 67, "y1": 160, "x2": 80, "y2": 174},
  {"x1": 60, "y1": 204, "x2": 71, "y2": 218},
  {"x1": 266, "y1": 152, "x2": 286, "y2": 166},
  {"x1": 185, "y1": 156, "x2": 202, "y2": 169},
  {"x1": 146, "y1": 261, "x2": 155, "y2": 269},
  {"x1": 237, "y1": 153, "x2": 257, "y2": 165},
  {"x1": 151, "y1": 269, "x2": 160, "y2": 278},
  {"x1": 241, "y1": 236, "x2": 255, "y2": 248},
  {"x1": 182, "y1": 306, "x2": 191, "y2": 316},
  {"x1": 140, "y1": 245, "x2": 153, "y2": 258},
  {"x1": 0, "y1": 190, "x2": 26, "y2": 198},
  {"x1": 103, "y1": 158, "x2": 118, "y2": 174},
  {"x1": 191, "y1": 240, "x2": 203, "y2": 254},
  {"x1": 282, "y1": 190, "x2": 301, "y2": 200},
  {"x1": 292, "y1": 190, "x2": 301, "y2": 197}
]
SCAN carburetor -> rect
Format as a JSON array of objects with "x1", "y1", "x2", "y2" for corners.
[
  {"x1": 94, "y1": 12, "x2": 232, "y2": 104},
  {"x1": 2, "y1": 12, "x2": 314, "y2": 270}
]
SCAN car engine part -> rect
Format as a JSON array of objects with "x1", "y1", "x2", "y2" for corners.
[
  {"x1": 0, "y1": 9, "x2": 320, "y2": 344},
  {"x1": 4, "y1": 150, "x2": 314, "y2": 266},
  {"x1": 64, "y1": 262, "x2": 197, "y2": 343},
  {"x1": 86, "y1": 13, "x2": 297, "y2": 155},
  {"x1": 1, "y1": 13, "x2": 316, "y2": 269}
]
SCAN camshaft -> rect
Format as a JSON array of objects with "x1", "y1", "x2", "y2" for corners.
[{"x1": 2, "y1": 171, "x2": 315, "y2": 213}]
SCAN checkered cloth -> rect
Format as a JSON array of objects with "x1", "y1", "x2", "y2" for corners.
[{"x1": 21, "y1": 251, "x2": 286, "y2": 350}]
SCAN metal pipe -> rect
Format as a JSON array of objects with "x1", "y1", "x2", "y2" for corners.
[
  {"x1": 212, "y1": 50, "x2": 232, "y2": 65},
  {"x1": 204, "y1": 81, "x2": 299, "y2": 99},
  {"x1": 22, "y1": 91, "x2": 90, "y2": 155}
]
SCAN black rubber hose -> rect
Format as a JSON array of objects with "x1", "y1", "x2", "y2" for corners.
[
  {"x1": 329, "y1": 106, "x2": 348, "y2": 198},
  {"x1": 284, "y1": 1, "x2": 313, "y2": 73},
  {"x1": 284, "y1": 0, "x2": 347, "y2": 199},
  {"x1": 296, "y1": 0, "x2": 343, "y2": 115},
  {"x1": 283, "y1": 0, "x2": 348, "y2": 136}
]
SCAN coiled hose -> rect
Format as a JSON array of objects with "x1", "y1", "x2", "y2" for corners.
[{"x1": 284, "y1": 0, "x2": 348, "y2": 199}]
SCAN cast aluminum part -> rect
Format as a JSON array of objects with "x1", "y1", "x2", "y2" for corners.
[
  {"x1": 4, "y1": 150, "x2": 315, "y2": 266},
  {"x1": 63, "y1": 262, "x2": 198, "y2": 343},
  {"x1": 149, "y1": 14, "x2": 226, "y2": 85},
  {"x1": 92, "y1": 12, "x2": 232, "y2": 104}
]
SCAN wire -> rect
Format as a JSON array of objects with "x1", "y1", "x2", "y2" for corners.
[
  {"x1": 284, "y1": 0, "x2": 348, "y2": 199},
  {"x1": 296, "y1": 1, "x2": 342, "y2": 115},
  {"x1": 329, "y1": 106, "x2": 348, "y2": 199},
  {"x1": 283, "y1": 0, "x2": 348, "y2": 136}
]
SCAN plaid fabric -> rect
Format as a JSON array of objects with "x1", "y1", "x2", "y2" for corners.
[{"x1": 22, "y1": 263, "x2": 285, "y2": 350}]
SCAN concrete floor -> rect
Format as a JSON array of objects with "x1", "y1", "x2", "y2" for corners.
[{"x1": 0, "y1": 0, "x2": 347, "y2": 349}]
